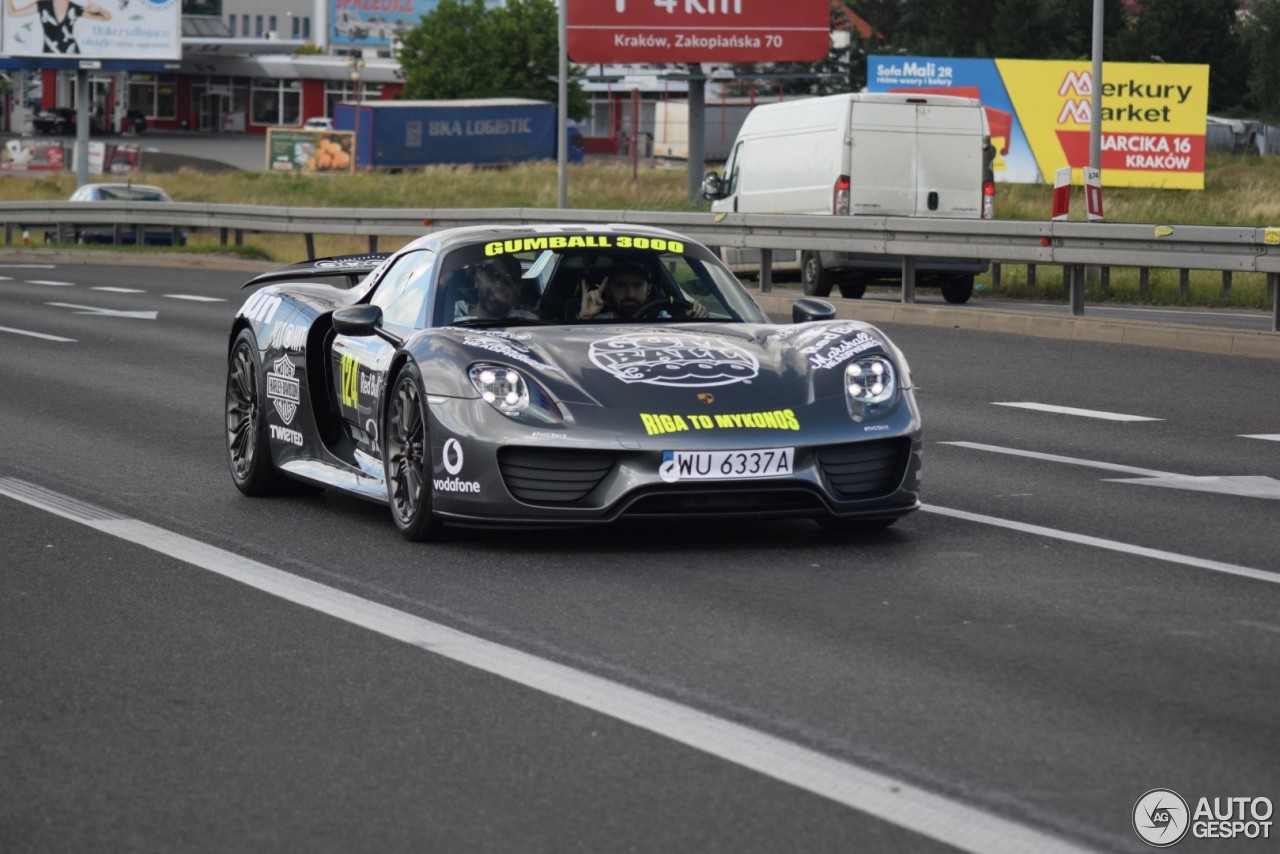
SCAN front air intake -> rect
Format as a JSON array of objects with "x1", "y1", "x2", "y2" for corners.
[
  {"x1": 817, "y1": 438, "x2": 910, "y2": 500},
  {"x1": 497, "y1": 448, "x2": 615, "y2": 505}
]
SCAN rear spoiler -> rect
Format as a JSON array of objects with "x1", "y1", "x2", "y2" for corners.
[{"x1": 240, "y1": 253, "x2": 392, "y2": 289}]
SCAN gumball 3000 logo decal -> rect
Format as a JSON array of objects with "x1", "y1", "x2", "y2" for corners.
[{"x1": 589, "y1": 333, "x2": 759, "y2": 387}]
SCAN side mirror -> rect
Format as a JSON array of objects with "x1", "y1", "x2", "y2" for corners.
[
  {"x1": 702, "y1": 172, "x2": 724, "y2": 200},
  {"x1": 792, "y1": 298, "x2": 836, "y2": 324},
  {"x1": 332, "y1": 304, "x2": 384, "y2": 337}
]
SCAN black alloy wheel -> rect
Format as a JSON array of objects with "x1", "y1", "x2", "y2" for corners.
[
  {"x1": 225, "y1": 328, "x2": 288, "y2": 495},
  {"x1": 385, "y1": 363, "x2": 443, "y2": 541}
]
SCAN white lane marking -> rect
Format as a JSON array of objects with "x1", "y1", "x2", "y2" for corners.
[
  {"x1": 163, "y1": 294, "x2": 226, "y2": 303},
  {"x1": 0, "y1": 477, "x2": 1090, "y2": 854},
  {"x1": 0, "y1": 264, "x2": 56, "y2": 269},
  {"x1": 922, "y1": 505, "x2": 1278, "y2": 586},
  {"x1": 993, "y1": 402, "x2": 1161, "y2": 421},
  {"x1": 943, "y1": 442, "x2": 1280, "y2": 500},
  {"x1": 0, "y1": 325, "x2": 76, "y2": 342},
  {"x1": 941, "y1": 442, "x2": 1171, "y2": 477},
  {"x1": 1106, "y1": 475, "x2": 1280, "y2": 500},
  {"x1": 92, "y1": 286, "x2": 146, "y2": 294},
  {"x1": 26, "y1": 280, "x2": 76, "y2": 287},
  {"x1": 1241, "y1": 434, "x2": 1280, "y2": 442},
  {"x1": 1238, "y1": 620, "x2": 1280, "y2": 636},
  {"x1": 46, "y1": 302, "x2": 158, "y2": 320}
]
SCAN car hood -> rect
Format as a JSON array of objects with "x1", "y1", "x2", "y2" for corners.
[{"x1": 424, "y1": 321, "x2": 899, "y2": 409}]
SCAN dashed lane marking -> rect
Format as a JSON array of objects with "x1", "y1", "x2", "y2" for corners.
[
  {"x1": 940, "y1": 442, "x2": 1168, "y2": 477},
  {"x1": 941, "y1": 441, "x2": 1280, "y2": 500},
  {"x1": 1241, "y1": 434, "x2": 1280, "y2": 442},
  {"x1": 25, "y1": 280, "x2": 75, "y2": 287},
  {"x1": 46, "y1": 302, "x2": 157, "y2": 320},
  {"x1": 922, "y1": 505, "x2": 1278, "y2": 585},
  {"x1": 163, "y1": 294, "x2": 226, "y2": 302},
  {"x1": 0, "y1": 325, "x2": 76, "y2": 342},
  {"x1": 92, "y1": 287, "x2": 146, "y2": 294},
  {"x1": 992, "y1": 402, "x2": 1161, "y2": 422}
]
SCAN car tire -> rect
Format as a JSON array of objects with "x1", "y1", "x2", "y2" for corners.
[
  {"x1": 801, "y1": 251, "x2": 834, "y2": 297},
  {"x1": 940, "y1": 275, "x2": 974, "y2": 304},
  {"x1": 225, "y1": 328, "x2": 291, "y2": 496},
  {"x1": 837, "y1": 279, "x2": 867, "y2": 299},
  {"x1": 385, "y1": 362, "x2": 445, "y2": 542}
]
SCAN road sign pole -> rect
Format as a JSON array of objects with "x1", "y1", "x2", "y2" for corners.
[
  {"x1": 687, "y1": 65, "x2": 706, "y2": 209},
  {"x1": 557, "y1": 0, "x2": 568, "y2": 209}
]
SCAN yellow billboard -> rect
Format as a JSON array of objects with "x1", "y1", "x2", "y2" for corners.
[{"x1": 997, "y1": 59, "x2": 1209, "y2": 189}]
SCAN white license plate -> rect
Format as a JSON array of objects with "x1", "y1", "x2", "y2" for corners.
[{"x1": 659, "y1": 447, "x2": 795, "y2": 483}]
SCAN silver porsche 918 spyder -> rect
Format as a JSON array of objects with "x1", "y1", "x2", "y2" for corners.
[{"x1": 225, "y1": 223, "x2": 921, "y2": 540}]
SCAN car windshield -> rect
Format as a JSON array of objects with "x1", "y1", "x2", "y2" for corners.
[
  {"x1": 431, "y1": 234, "x2": 767, "y2": 328},
  {"x1": 95, "y1": 186, "x2": 169, "y2": 202}
]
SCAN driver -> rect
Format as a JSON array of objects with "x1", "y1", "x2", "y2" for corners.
[
  {"x1": 456, "y1": 256, "x2": 537, "y2": 321},
  {"x1": 577, "y1": 262, "x2": 707, "y2": 320}
]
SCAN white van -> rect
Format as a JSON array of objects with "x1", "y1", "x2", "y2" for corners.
[{"x1": 702, "y1": 92, "x2": 994, "y2": 303}]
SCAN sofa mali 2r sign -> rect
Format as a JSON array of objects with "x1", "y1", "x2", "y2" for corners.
[{"x1": 566, "y1": 0, "x2": 831, "y2": 64}]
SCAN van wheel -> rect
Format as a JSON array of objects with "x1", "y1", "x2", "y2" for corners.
[
  {"x1": 801, "y1": 251, "x2": 833, "y2": 297},
  {"x1": 940, "y1": 275, "x2": 974, "y2": 304},
  {"x1": 837, "y1": 279, "x2": 867, "y2": 299}
]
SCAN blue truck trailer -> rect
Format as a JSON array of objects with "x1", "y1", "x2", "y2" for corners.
[{"x1": 333, "y1": 98, "x2": 583, "y2": 169}]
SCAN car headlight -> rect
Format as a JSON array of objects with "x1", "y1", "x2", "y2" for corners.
[
  {"x1": 468, "y1": 363, "x2": 564, "y2": 425},
  {"x1": 845, "y1": 357, "x2": 897, "y2": 421}
]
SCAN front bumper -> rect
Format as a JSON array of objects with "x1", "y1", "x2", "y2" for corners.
[{"x1": 424, "y1": 394, "x2": 923, "y2": 528}]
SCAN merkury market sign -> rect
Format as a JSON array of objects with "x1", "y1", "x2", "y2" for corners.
[{"x1": 869, "y1": 55, "x2": 1210, "y2": 189}]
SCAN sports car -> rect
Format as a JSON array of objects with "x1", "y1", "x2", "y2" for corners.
[{"x1": 225, "y1": 224, "x2": 922, "y2": 540}]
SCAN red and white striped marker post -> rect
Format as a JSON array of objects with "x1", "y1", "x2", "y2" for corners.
[
  {"x1": 1051, "y1": 166, "x2": 1072, "y2": 221},
  {"x1": 1084, "y1": 166, "x2": 1103, "y2": 222}
]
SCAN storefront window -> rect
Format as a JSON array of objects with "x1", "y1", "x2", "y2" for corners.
[
  {"x1": 251, "y1": 79, "x2": 301, "y2": 127},
  {"x1": 182, "y1": 0, "x2": 222, "y2": 14},
  {"x1": 127, "y1": 73, "x2": 177, "y2": 119}
]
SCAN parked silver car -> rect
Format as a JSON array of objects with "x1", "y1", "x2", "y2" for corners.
[{"x1": 46, "y1": 182, "x2": 186, "y2": 246}]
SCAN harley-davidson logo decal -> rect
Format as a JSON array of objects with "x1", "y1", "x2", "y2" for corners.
[{"x1": 267, "y1": 355, "x2": 300, "y2": 425}]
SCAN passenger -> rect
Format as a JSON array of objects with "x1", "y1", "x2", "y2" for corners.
[
  {"x1": 577, "y1": 262, "x2": 708, "y2": 320},
  {"x1": 455, "y1": 256, "x2": 537, "y2": 321}
]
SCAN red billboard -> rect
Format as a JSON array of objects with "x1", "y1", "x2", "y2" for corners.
[{"x1": 566, "y1": 0, "x2": 831, "y2": 64}]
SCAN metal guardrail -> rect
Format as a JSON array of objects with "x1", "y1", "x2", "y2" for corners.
[{"x1": 3, "y1": 201, "x2": 1278, "y2": 331}]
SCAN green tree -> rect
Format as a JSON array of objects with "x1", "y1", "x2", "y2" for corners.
[
  {"x1": 992, "y1": 0, "x2": 1130, "y2": 60},
  {"x1": 897, "y1": 0, "x2": 998, "y2": 56},
  {"x1": 398, "y1": 0, "x2": 587, "y2": 118},
  {"x1": 1111, "y1": 0, "x2": 1248, "y2": 111},
  {"x1": 1244, "y1": 0, "x2": 1280, "y2": 118},
  {"x1": 849, "y1": 0, "x2": 905, "y2": 45}
]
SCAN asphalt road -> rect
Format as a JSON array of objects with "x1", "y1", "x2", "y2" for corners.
[{"x1": 1, "y1": 259, "x2": 1278, "y2": 853}]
